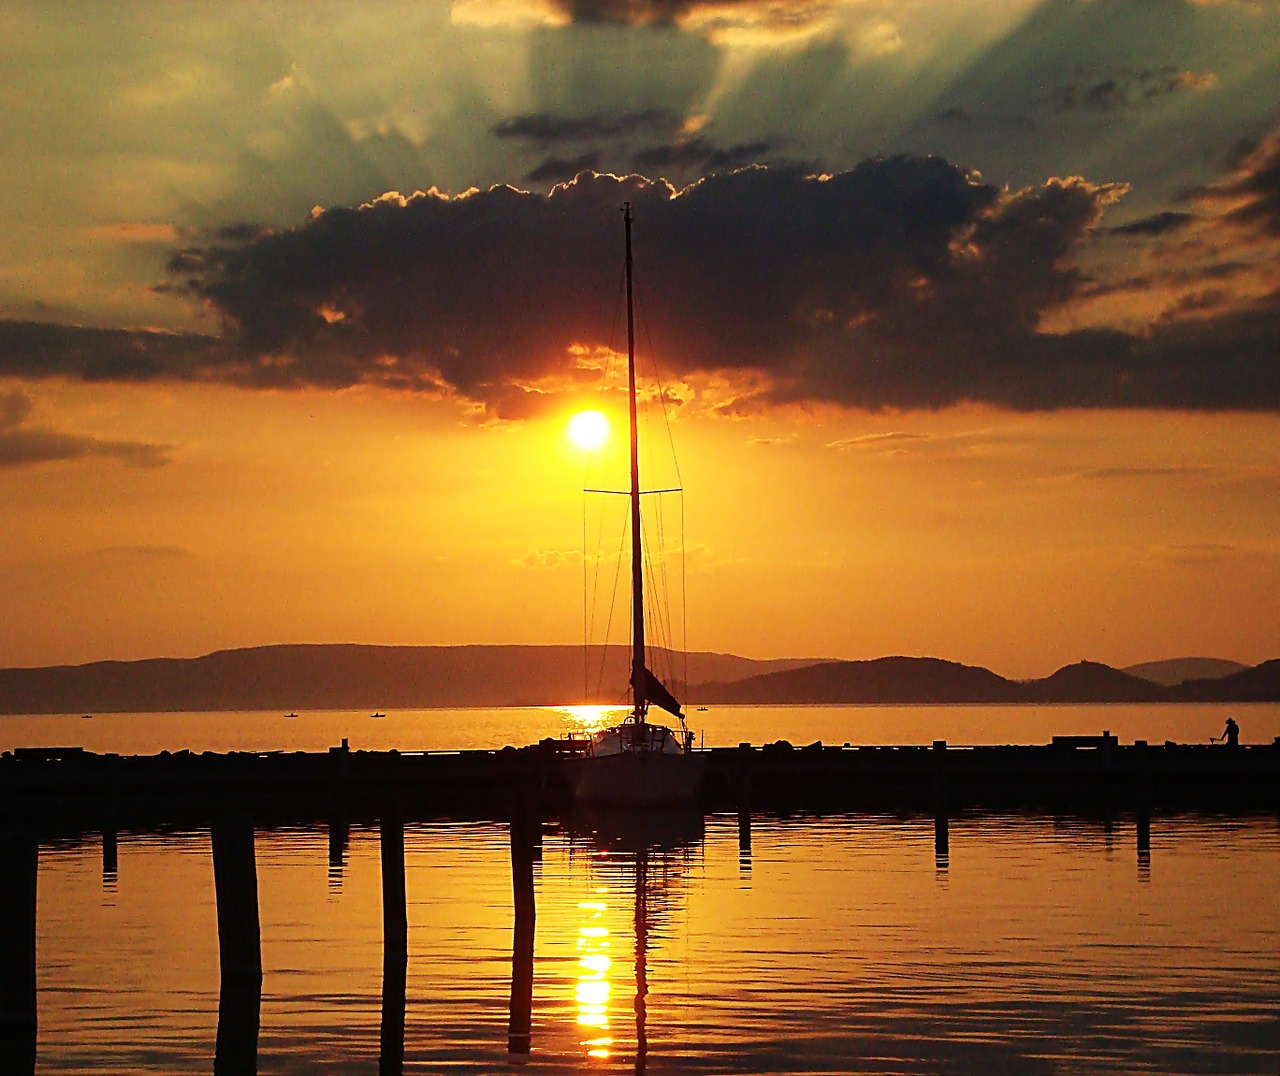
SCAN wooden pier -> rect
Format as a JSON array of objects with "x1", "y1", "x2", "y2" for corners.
[
  {"x1": 1, "y1": 736, "x2": 1276, "y2": 831},
  {"x1": 1, "y1": 735, "x2": 1276, "y2": 1073}
]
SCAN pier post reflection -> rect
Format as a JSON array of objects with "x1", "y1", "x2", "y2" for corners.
[
  {"x1": 102, "y1": 825, "x2": 118, "y2": 887},
  {"x1": 737, "y1": 808, "x2": 752, "y2": 874},
  {"x1": 934, "y1": 814, "x2": 950, "y2": 871},
  {"x1": 214, "y1": 980, "x2": 261, "y2": 1076},
  {"x1": 508, "y1": 812, "x2": 537, "y2": 1054},
  {"x1": 380, "y1": 814, "x2": 408, "y2": 1075},
  {"x1": 211, "y1": 814, "x2": 261, "y2": 1075},
  {"x1": 1137, "y1": 812, "x2": 1151, "y2": 881},
  {"x1": 0, "y1": 830, "x2": 37, "y2": 1076},
  {"x1": 327, "y1": 813, "x2": 348, "y2": 890},
  {"x1": 932, "y1": 740, "x2": 950, "y2": 872},
  {"x1": 379, "y1": 941, "x2": 407, "y2": 1075},
  {"x1": 634, "y1": 847, "x2": 649, "y2": 1074}
]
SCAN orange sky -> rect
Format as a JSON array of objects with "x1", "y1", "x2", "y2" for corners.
[
  {"x1": 1, "y1": 2, "x2": 1277, "y2": 678},
  {"x1": 2, "y1": 378, "x2": 1274, "y2": 678}
]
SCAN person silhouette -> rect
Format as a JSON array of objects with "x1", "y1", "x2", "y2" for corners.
[{"x1": 1222, "y1": 716, "x2": 1240, "y2": 747}]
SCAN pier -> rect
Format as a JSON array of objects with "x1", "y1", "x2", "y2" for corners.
[
  {"x1": 1, "y1": 736, "x2": 1276, "y2": 831},
  {"x1": 1, "y1": 735, "x2": 1277, "y2": 1072}
]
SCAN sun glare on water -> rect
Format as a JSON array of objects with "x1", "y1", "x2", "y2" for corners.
[
  {"x1": 557, "y1": 705, "x2": 627, "y2": 737},
  {"x1": 567, "y1": 409, "x2": 610, "y2": 451}
]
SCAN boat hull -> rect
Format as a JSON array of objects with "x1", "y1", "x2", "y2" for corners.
[{"x1": 569, "y1": 751, "x2": 705, "y2": 806}]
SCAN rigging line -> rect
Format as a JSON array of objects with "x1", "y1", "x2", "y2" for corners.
[
  {"x1": 594, "y1": 503, "x2": 629, "y2": 703},
  {"x1": 652, "y1": 494, "x2": 674, "y2": 685},
  {"x1": 630, "y1": 263, "x2": 680, "y2": 689},
  {"x1": 680, "y1": 492, "x2": 688, "y2": 700},
  {"x1": 580, "y1": 263, "x2": 627, "y2": 702},
  {"x1": 586, "y1": 491, "x2": 615, "y2": 690},
  {"x1": 643, "y1": 510, "x2": 677, "y2": 689},
  {"x1": 584, "y1": 238, "x2": 631, "y2": 700},
  {"x1": 632, "y1": 259, "x2": 684, "y2": 492}
]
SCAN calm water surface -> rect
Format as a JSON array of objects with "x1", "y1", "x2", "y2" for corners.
[
  {"x1": 3, "y1": 702, "x2": 1279, "y2": 754},
  {"x1": 13, "y1": 706, "x2": 1280, "y2": 1073},
  {"x1": 33, "y1": 811, "x2": 1280, "y2": 1074}
]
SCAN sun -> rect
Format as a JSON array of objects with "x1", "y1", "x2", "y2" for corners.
[{"x1": 567, "y1": 409, "x2": 610, "y2": 451}]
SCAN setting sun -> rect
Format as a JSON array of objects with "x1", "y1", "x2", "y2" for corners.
[{"x1": 567, "y1": 410, "x2": 610, "y2": 451}]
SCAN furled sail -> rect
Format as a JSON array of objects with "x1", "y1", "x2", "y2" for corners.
[{"x1": 643, "y1": 666, "x2": 683, "y2": 719}]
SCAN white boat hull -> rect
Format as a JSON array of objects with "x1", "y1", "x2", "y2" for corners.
[{"x1": 570, "y1": 750, "x2": 704, "y2": 806}]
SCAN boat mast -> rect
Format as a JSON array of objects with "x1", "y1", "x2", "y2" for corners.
[{"x1": 625, "y1": 203, "x2": 647, "y2": 724}]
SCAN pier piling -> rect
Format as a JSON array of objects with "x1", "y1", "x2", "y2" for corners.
[
  {"x1": 508, "y1": 812, "x2": 537, "y2": 1054},
  {"x1": 379, "y1": 813, "x2": 408, "y2": 1074},
  {"x1": 380, "y1": 815, "x2": 408, "y2": 950},
  {"x1": 211, "y1": 814, "x2": 262, "y2": 984},
  {"x1": 0, "y1": 829, "x2": 37, "y2": 1075}
]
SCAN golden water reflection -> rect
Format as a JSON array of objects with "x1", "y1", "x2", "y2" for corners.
[
  {"x1": 575, "y1": 891, "x2": 614, "y2": 1058},
  {"x1": 556, "y1": 705, "x2": 630, "y2": 739},
  {"x1": 565, "y1": 810, "x2": 704, "y2": 1070}
]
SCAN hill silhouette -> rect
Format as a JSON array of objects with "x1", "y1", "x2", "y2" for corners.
[
  {"x1": 0, "y1": 645, "x2": 1274, "y2": 715},
  {"x1": 694, "y1": 657, "x2": 1024, "y2": 704},
  {"x1": 0, "y1": 644, "x2": 811, "y2": 715},
  {"x1": 1170, "y1": 659, "x2": 1280, "y2": 702},
  {"x1": 1123, "y1": 657, "x2": 1248, "y2": 686},
  {"x1": 1024, "y1": 660, "x2": 1167, "y2": 703}
]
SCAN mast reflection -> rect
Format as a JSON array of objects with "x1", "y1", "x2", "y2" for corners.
[{"x1": 567, "y1": 807, "x2": 703, "y2": 1073}]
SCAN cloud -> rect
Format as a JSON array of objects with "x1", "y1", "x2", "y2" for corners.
[
  {"x1": 539, "y1": 0, "x2": 839, "y2": 35},
  {"x1": 153, "y1": 159, "x2": 1279, "y2": 413},
  {"x1": 513, "y1": 548, "x2": 582, "y2": 568},
  {"x1": 827, "y1": 431, "x2": 932, "y2": 450},
  {"x1": 1079, "y1": 465, "x2": 1209, "y2": 481},
  {"x1": 632, "y1": 136, "x2": 783, "y2": 173},
  {"x1": 0, "y1": 389, "x2": 172, "y2": 469},
  {"x1": 1190, "y1": 131, "x2": 1280, "y2": 236},
  {"x1": 525, "y1": 152, "x2": 602, "y2": 184},
  {"x1": 496, "y1": 109, "x2": 786, "y2": 182},
  {"x1": 0, "y1": 320, "x2": 222, "y2": 383},
  {"x1": 1052, "y1": 68, "x2": 1218, "y2": 112},
  {"x1": 9, "y1": 156, "x2": 1280, "y2": 415},
  {"x1": 1109, "y1": 211, "x2": 1194, "y2": 237},
  {"x1": 91, "y1": 544, "x2": 196, "y2": 559},
  {"x1": 493, "y1": 110, "x2": 680, "y2": 144}
]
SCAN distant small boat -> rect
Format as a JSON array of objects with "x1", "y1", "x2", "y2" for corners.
[
  {"x1": 81, "y1": 714, "x2": 93, "y2": 720},
  {"x1": 696, "y1": 707, "x2": 708, "y2": 712},
  {"x1": 285, "y1": 712, "x2": 298, "y2": 719},
  {"x1": 371, "y1": 712, "x2": 386, "y2": 719}
]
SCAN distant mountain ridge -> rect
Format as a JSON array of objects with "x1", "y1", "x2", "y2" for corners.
[
  {"x1": 696, "y1": 656, "x2": 1279, "y2": 706},
  {"x1": 0, "y1": 644, "x2": 813, "y2": 715},
  {"x1": 1122, "y1": 657, "x2": 1249, "y2": 686},
  {"x1": 0, "y1": 645, "x2": 1274, "y2": 715}
]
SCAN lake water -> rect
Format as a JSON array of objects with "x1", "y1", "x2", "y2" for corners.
[
  {"x1": 3, "y1": 701, "x2": 1279, "y2": 755},
  {"x1": 7, "y1": 705, "x2": 1280, "y2": 1073}
]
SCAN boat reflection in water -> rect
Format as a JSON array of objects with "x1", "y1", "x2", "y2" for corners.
[{"x1": 563, "y1": 807, "x2": 704, "y2": 1072}]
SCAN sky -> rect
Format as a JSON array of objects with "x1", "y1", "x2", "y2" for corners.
[{"x1": 1, "y1": 0, "x2": 1277, "y2": 679}]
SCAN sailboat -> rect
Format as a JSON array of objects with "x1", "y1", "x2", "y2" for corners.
[{"x1": 569, "y1": 204, "x2": 705, "y2": 807}]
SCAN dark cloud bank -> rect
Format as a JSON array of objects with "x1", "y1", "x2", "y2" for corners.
[
  {"x1": 2, "y1": 155, "x2": 1278, "y2": 416},
  {"x1": 0, "y1": 388, "x2": 169, "y2": 469}
]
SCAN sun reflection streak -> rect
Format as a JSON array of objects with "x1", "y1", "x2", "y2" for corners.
[
  {"x1": 557, "y1": 705, "x2": 629, "y2": 738},
  {"x1": 575, "y1": 893, "x2": 614, "y2": 1057}
]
